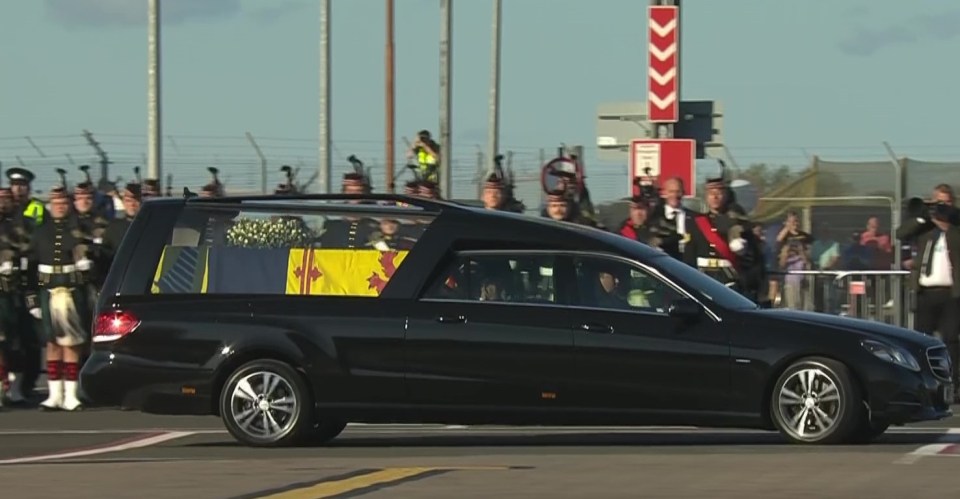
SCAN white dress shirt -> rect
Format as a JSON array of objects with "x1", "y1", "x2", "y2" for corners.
[{"x1": 919, "y1": 232, "x2": 953, "y2": 288}]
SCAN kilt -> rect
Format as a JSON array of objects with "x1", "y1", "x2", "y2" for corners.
[{"x1": 39, "y1": 286, "x2": 90, "y2": 347}]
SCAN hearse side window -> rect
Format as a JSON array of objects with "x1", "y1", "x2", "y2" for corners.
[
  {"x1": 148, "y1": 204, "x2": 434, "y2": 297},
  {"x1": 572, "y1": 256, "x2": 683, "y2": 313},
  {"x1": 422, "y1": 253, "x2": 557, "y2": 305}
]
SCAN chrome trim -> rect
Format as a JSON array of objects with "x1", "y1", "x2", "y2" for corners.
[
  {"x1": 926, "y1": 345, "x2": 952, "y2": 382},
  {"x1": 426, "y1": 249, "x2": 723, "y2": 323}
]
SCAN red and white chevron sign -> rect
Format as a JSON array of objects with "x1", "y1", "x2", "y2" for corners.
[{"x1": 647, "y1": 5, "x2": 679, "y2": 123}]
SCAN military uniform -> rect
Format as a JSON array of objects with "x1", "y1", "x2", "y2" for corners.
[
  {"x1": 618, "y1": 194, "x2": 665, "y2": 248},
  {"x1": 321, "y1": 172, "x2": 376, "y2": 248},
  {"x1": 29, "y1": 186, "x2": 91, "y2": 411},
  {"x1": 100, "y1": 182, "x2": 142, "y2": 267},
  {"x1": 683, "y1": 179, "x2": 766, "y2": 301},
  {"x1": 73, "y1": 180, "x2": 110, "y2": 322}
]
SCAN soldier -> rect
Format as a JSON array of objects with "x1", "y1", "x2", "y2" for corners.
[
  {"x1": 100, "y1": 179, "x2": 143, "y2": 268},
  {"x1": 683, "y1": 175, "x2": 766, "y2": 301},
  {"x1": 28, "y1": 185, "x2": 92, "y2": 411},
  {"x1": 481, "y1": 173, "x2": 505, "y2": 210},
  {"x1": 403, "y1": 180, "x2": 419, "y2": 196},
  {"x1": 0, "y1": 187, "x2": 28, "y2": 406},
  {"x1": 417, "y1": 181, "x2": 441, "y2": 200},
  {"x1": 142, "y1": 178, "x2": 161, "y2": 199},
  {"x1": 320, "y1": 171, "x2": 376, "y2": 248},
  {"x1": 543, "y1": 190, "x2": 598, "y2": 227},
  {"x1": 368, "y1": 218, "x2": 417, "y2": 251},
  {"x1": 618, "y1": 193, "x2": 662, "y2": 248},
  {"x1": 73, "y1": 173, "x2": 110, "y2": 316},
  {"x1": 4, "y1": 168, "x2": 43, "y2": 402}
]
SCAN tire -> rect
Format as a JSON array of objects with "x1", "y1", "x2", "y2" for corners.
[
  {"x1": 770, "y1": 357, "x2": 863, "y2": 445},
  {"x1": 850, "y1": 416, "x2": 890, "y2": 444},
  {"x1": 306, "y1": 419, "x2": 348, "y2": 446},
  {"x1": 219, "y1": 359, "x2": 313, "y2": 447}
]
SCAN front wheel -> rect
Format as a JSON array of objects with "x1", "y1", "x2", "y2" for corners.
[
  {"x1": 770, "y1": 357, "x2": 863, "y2": 445},
  {"x1": 219, "y1": 359, "x2": 313, "y2": 447}
]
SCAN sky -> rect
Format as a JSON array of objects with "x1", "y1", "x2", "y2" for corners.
[{"x1": 1, "y1": 0, "x2": 959, "y2": 201}]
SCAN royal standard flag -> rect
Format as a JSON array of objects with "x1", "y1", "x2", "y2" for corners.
[
  {"x1": 286, "y1": 249, "x2": 409, "y2": 296},
  {"x1": 151, "y1": 246, "x2": 210, "y2": 294},
  {"x1": 206, "y1": 247, "x2": 288, "y2": 294}
]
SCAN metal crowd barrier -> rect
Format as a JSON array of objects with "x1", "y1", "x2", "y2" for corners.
[{"x1": 769, "y1": 270, "x2": 912, "y2": 329}]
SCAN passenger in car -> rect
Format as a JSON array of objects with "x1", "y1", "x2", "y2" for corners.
[{"x1": 592, "y1": 266, "x2": 630, "y2": 310}]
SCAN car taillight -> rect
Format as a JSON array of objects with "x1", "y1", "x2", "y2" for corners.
[{"x1": 93, "y1": 310, "x2": 141, "y2": 343}]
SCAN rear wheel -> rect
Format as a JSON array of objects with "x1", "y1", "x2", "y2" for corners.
[
  {"x1": 770, "y1": 357, "x2": 863, "y2": 444},
  {"x1": 219, "y1": 359, "x2": 313, "y2": 447}
]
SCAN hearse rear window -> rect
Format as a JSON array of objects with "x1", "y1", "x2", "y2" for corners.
[{"x1": 149, "y1": 203, "x2": 434, "y2": 296}]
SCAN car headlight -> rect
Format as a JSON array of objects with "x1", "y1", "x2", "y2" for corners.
[{"x1": 862, "y1": 340, "x2": 921, "y2": 372}]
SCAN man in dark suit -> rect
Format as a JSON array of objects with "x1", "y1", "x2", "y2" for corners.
[
  {"x1": 898, "y1": 186, "x2": 960, "y2": 398},
  {"x1": 650, "y1": 177, "x2": 693, "y2": 261}
]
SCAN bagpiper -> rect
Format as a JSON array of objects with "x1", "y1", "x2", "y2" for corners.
[
  {"x1": 274, "y1": 166, "x2": 298, "y2": 195},
  {"x1": 28, "y1": 184, "x2": 93, "y2": 411},
  {"x1": 683, "y1": 172, "x2": 766, "y2": 301},
  {"x1": 100, "y1": 171, "x2": 143, "y2": 268},
  {"x1": 199, "y1": 168, "x2": 224, "y2": 198},
  {"x1": 72, "y1": 166, "x2": 110, "y2": 316},
  {"x1": 319, "y1": 161, "x2": 376, "y2": 248},
  {"x1": 0, "y1": 187, "x2": 30, "y2": 406}
]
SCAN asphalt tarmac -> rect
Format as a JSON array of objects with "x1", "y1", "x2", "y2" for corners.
[{"x1": 1, "y1": 406, "x2": 959, "y2": 499}]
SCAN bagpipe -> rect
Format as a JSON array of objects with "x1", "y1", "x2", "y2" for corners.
[
  {"x1": 347, "y1": 155, "x2": 373, "y2": 188},
  {"x1": 207, "y1": 167, "x2": 225, "y2": 197},
  {"x1": 539, "y1": 147, "x2": 597, "y2": 222}
]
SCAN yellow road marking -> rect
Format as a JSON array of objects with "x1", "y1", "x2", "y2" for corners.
[
  {"x1": 250, "y1": 466, "x2": 512, "y2": 499},
  {"x1": 256, "y1": 467, "x2": 441, "y2": 499}
]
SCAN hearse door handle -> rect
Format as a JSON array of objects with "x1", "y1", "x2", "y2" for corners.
[
  {"x1": 436, "y1": 315, "x2": 467, "y2": 324},
  {"x1": 578, "y1": 323, "x2": 614, "y2": 334}
]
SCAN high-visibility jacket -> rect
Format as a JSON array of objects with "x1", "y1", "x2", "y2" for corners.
[
  {"x1": 22, "y1": 198, "x2": 44, "y2": 226},
  {"x1": 416, "y1": 149, "x2": 439, "y2": 183}
]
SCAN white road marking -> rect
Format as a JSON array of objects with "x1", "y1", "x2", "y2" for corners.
[
  {"x1": 0, "y1": 431, "x2": 196, "y2": 465},
  {"x1": 895, "y1": 428, "x2": 960, "y2": 464}
]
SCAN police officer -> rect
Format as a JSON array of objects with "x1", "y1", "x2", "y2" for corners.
[
  {"x1": 0, "y1": 187, "x2": 28, "y2": 406},
  {"x1": 4, "y1": 168, "x2": 43, "y2": 402},
  {"x1": 28, "y1": 185, "x2": 91, "y2": 411},
  {"x1": 406, "y1": 130, "x2": 440, "y2": 185},
  {"x1": 684, "y1": 176, "x2": 766, "y2": 301}
]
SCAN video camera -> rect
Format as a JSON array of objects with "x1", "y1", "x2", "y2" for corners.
[{"x1": 906, "y1": 197, "x2": 960, "y2": 225}]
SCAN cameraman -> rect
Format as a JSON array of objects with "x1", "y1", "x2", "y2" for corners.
[
  {"x1": 406, "y1": 130, "x2": 440, "y2": 185},
  {"x1": 898, "y1": 184, "x2": 960, "y2": 399}
]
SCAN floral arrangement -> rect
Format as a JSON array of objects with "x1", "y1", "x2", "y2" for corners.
[{"x1": 225, "y1": 217, "x2": 317, "y2": 249}]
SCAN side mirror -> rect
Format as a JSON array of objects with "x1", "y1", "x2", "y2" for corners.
[{"x1": 668, "y1": 298, "x2": 701, "y2": 319}]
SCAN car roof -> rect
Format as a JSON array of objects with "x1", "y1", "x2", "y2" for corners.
[{"x1": 156, "y1": 193, "x2": 663, "y2": 259}]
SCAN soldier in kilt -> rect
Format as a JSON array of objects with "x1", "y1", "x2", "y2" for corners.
[
  {"x1": 0, "y1": 187, "x2": 28, "y2": 406},
  {"x1": 28, "y1": 187, "x2": 92, "y2": 411}
]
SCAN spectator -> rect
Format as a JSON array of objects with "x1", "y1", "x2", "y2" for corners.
[
  {"x1": 860, "y1": 216, "x2": 893, "y2": 269},
  {"x1": 776, "y1": 212, "x2": 813, "y2": 310}
]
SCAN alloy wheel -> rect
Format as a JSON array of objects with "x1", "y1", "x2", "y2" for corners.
[
  {"x1": 776, "y1": 368, "x2": 842, "y2": 441},
  {"x1": 229, "y1": 371, "x2": 299, "y2": 441}
]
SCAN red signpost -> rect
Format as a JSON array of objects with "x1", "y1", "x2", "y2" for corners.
[
  {"x1": 647, "y1": 6, "x2": 679, "y2": 123},
  {"x1": 630, "y1": 138, "x2": 696, "y2": 196}
]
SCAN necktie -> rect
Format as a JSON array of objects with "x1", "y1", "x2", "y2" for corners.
[{"x1": 922, "y1": 230, "x2": 941, "y2": 277}]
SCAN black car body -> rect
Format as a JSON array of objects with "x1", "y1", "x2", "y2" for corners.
[{"x1": 81, "y1": 194, "x2": 953, "y2": 446}]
